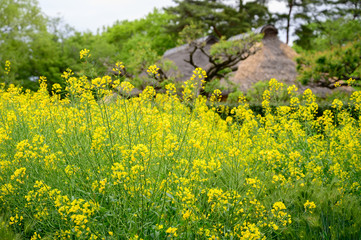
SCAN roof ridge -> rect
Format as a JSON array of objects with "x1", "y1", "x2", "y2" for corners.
[{"x1": 163, "y1": 25, "x2": 278, "y2": 56}]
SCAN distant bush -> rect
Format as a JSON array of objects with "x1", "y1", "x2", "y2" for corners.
[{"x1": 297, "y1": 40, "x2": 361, "y2": 86}]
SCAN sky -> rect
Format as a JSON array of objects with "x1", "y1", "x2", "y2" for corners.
[
  {"x1": 37, "y1": 0, "x2": 289, "y2": 41},
  {"x1": 37, "y1": 0, "x2": 177, "y2": 33}
]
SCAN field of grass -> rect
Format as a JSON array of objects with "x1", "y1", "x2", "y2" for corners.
[{"x1": 0, "y1": 62, "x2": 361, "y2": 239}]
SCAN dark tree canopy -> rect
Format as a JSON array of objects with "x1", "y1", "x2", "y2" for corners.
[{"x1": 165, "y1": 0, "x2": 272, "y2": 38}]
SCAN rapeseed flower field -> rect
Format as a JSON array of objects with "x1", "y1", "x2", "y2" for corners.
[{"x1": 0, "y1": 55, "x2": 361, "y2": 239}]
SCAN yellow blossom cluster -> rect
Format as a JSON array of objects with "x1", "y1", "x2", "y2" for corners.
[
  {"x1": 182, "y1": 67, "x2": 207, "y2": 101},
  {"x1": 4, "y1": 60, "x2": 11, "y2": 74},
  {"x1": 113, "y1": 61, "x2": 125, "y2": 75},
  {"x1": 120, "y1": 81, "x2": 135, "y2": 94},
  {"x1": 147, "y1": 64, "x2": 160, "y2": 78},
  {"x1": 79, "y1": 48, "x2": 90, "y2": 59},
  {"x1": 304, "y1": 200, "x2": 316, "y2": 213},
  {"x1": 0, "y1": 70, "x2": 360, "y2": 239}
]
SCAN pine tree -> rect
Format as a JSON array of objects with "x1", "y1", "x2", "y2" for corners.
[{"x1": 165, "y1": 0, "x2": 271, "y2": 39}]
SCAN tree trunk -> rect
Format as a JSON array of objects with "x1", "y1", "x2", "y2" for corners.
[
  {"x1": 238, "y1": 0, "x2": 244, "y2": 12},
  {"x1": 212, "y1": 25, "x2": 222, "y2": 38},
  {"x1": 286, "y1": 0, "x2": 294, "y2": 45}
]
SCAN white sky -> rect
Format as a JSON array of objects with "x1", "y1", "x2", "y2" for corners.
[
  {"x1": 37, "y1": 0, "x2": 289, "y2": 41},
  {"x1": 37, "y1": 0, "x2": 177, "y2": 33}
]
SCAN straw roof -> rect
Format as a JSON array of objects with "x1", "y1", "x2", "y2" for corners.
[
  {"x1": 230, "y1": 26, "x2": 351, "y2": 96},
  {"x1": 231, "y1": 25, "x2": 299, "y2": 92}
]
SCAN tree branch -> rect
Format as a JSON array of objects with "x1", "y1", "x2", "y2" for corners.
[{"x1": 184, "y1": 45, "x2": 199, "y2": 69}]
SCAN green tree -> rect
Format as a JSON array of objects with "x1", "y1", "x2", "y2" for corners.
[
  {"x1": 293, "y1": 6, "x2": 361, "y2": 87},
  {"x1": 275, "y1": 0, "x2": 360, "y2": 46},
  {"x1": 61, "y1": 31, "x2": 118, "y2": 79},
  {"x1": 0, "y1": 0, "x2": 46, "y2": 88},
  {"x1": 104, "y1": 9, "x2": 178, "y2": 74},
  {"x1": 296, "y1": 39, "x2": 361, "y2": 86},
  {"x1": 273, "y1": 0, "x2": 326, "y2": 45},
  {"x1": 0, "y1": 0, "x2": 70, "y2": 90},
  {"x1": 165, "y1": 0, "x2": 272, "y2": 39},
  {"x1": 325, "y1": 0, "x2": 360, "y2": 19},
  {"x1": 295, "y1": 17, "x2": 361, "y2": 50}
]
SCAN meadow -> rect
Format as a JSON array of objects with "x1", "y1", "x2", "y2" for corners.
[{"x1": 0, "y1": 57, "x2": 361, "y2": 239}]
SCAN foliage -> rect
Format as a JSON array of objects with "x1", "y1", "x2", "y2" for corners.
[
  {"x1": 104, "y1": 9, "x2": 178, "y2": 74},
  {"x1": 0, "y1": 4, "x2": 178, "y2": 91},
  {"x1": 294, "y1": 17, "x2": 361, "y2": 87},
  {"x1": 165, "y1": 0, "x2": 272, "y2": 38},
  {"x1": 51, "y1": 32, "x2": 119, "y2": 90},
  {"x1": 246, "y1": 79, "x2": 293, "y2": 106},
  {"x1": 317, "y1": 88, "x2": 353, "y2": 106},
  {"x1": 203, "y1": 78, "x2": 222, "y2": 94},
  {"x1": 226, "y1": 90, "x2": 244, "y2": 104},
  {"x1": 2, "y1": 0, "x2": 360, "y2": 94},
  {"x1": 105, "y1": 9, "x2": 177, "y2": 54},
  {"x1": 296, "y1": 40, "x2": 361, "y2": 86},
  {"x1": 325, "y1": 0, "x2": 361, "y2": 19},
  {"x1": 246, "y1": 80, "x2": 273, "y2": 104},
  {"x1": 275, "y1": 0, "x2": 360, "y2": 46},
  {"x1": 295, "y1": 17, "x2": 361, "y2": 50},
  {"x1": 0, "y1": 0, "x2": 117, "y2": 92},
  {"x1": 292, "y1": 14, "x2": 361, "y2": 88},
  {"x1": 125, "y1": 38, "x2": 161, "y2": 74},
  {"x1": 0, "y1": 0, "x2": 64, "y2": 90},
  {"x1": 1, "y1": 58, "x2": 361, "y2": 239},
  {"x1": 273, "y1": 0, "x2": 316, "y2": 44},
  {"x1": 177, "y1": 21, "x2": 207, "y2": 45}
]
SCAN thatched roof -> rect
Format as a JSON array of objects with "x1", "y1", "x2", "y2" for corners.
[
  {"x1": 163, "y1": 35, "x2": 218, "y2": 56},
  {"x1": 228, "y1": 25, "x2": 278, "y2": 41},
  {"x1": 229, "y1": 26, "x2": 349, "y2": 96},
  {"x1": 231, "y1": 26, "x2": 299, "y2": 92}
]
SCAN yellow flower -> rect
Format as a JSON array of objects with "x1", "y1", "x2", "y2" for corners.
[
  {"x1": 331, "y1": 99, "x2": 343, "y2": 111},
  {"x1": 165, "y1": 83, "x2": 177, "y2": 95},
  {"x1": 52, "y1": 83, "x2": 62, "y2": 93},
  {"x1": 347, "y1": 78, "x2": 355, "y2": 86},
  {"x1": 272, "y1": 202, "x2": 286, "y2": 211},
  {"x1": 147, "y1": 64, "x2": 160, "y2": 78},
  {"x1": 113, "y1": 61, "x2": 125, "y2": 75},
  {"x1": 31, "y1": 232, "x2": 41, "y2": 240},
  {"x1": 80, "y1": 48, "x2": 90, "y2": 59},
  {"x1": 4, "y1": 60, "x2": 11, "y2": 74},
  {"x1": 120, "y1": 81, "x2": 135, "y2": 94},
  {"x1": 210, "y1": 89, "x2": 222, "y2": 103},
  {"x1": 166, "y1": 227, "x2": 178, "y2": 237},
  {"x1": 156, "y1": 224, "x2": 164, "y2": 230},
  {"x1": 182, "y1": 209, "x2": 192, "y2": 220},
  {"x1": 304, "y1": 200, "x2": 316, "y2": 213},
  {"x1": 61, "y1": 68, "x2": 73, "y2": 79}
]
